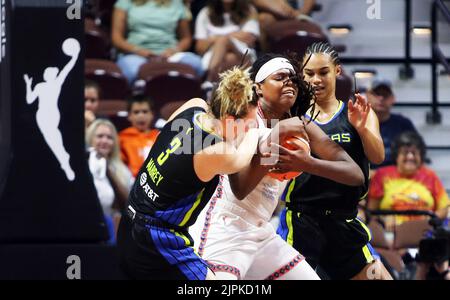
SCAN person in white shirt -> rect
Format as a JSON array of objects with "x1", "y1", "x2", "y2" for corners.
[
  {"x1": 195, "y1": 0, "x2": 260, "y2": 85},
  {"x1": 86, "y1": 119, "x2": 133, "y2": 235}
]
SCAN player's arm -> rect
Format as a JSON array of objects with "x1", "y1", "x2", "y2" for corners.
[
  {"x1": 228, "y1": 153, "x2": 270, "y2": 200},
  {"x1": 228, "y1": 117, "x2": 307, "y2": 200},
  {"x1": 194, "y1": 128, "x2": 259, "y2": 182},
  {"x1": 348, "y1": 93, "x2": 385, "y2": 164},
  {"x1": 273, "y1": 120, "x2": 364, "y2": 186},
  {"x1": 252, "y1": 0, "x2": 295, "y2": 19}
]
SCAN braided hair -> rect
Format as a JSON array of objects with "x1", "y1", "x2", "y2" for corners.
[
  {"x1": 305, "y1": 42, "x2": 340, "y2": 66},
  {"x1": 249, "y1": 53, "x2": 317, "y2": 121}
]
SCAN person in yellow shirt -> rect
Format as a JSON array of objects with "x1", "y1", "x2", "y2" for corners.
[
  {"x1": 368, "y1": 131, "x2": 450, "y2": 228},
  {"x1": 119, "y1": 95, "x2": 160, "y2": 177}
]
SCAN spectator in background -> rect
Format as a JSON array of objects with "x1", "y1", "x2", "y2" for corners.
[
  {"x1": 119, "y1": 95, "x2": 160, "y2": 177},
  {"x1": 367, "y1": 79, "x2": 418, "y2": 169},
  {"x1": 189, "y1": 0, "x2": 317, "y2": 23},
  {"x1": 253, "y1": 0, "x2": 316, "y2": 52},
  {"x1": 111, "y1": 0, "x2": 203, "y2": 84},
  {"x1": 85, "y1": 79, "x2": 101, "y2": 128},
  {"x1": 195, "y1": 0, "x2": 260, "y2": 86},
  {"x1": 287, "y1": 0, "x2": 316, "y2": 14},
  {"x1": 368, "y1": 131, "x2": 450, "y2": 229},
  {"x1": 254, "y1": 0, "x2": 316, "y2": 21},
  {"x1": 87, "y1": 119, "x2": 134, "y2": 243},
  {"x1": 188, "y1": 0, "x2": 207, "y2": 22}
]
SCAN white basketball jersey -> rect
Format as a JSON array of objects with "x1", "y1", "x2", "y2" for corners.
[{"x1": 218, "y1": 115, "x2": 287, "y2": 221}]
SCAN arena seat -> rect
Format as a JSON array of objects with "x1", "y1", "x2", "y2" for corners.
[
  {"x1": 85, "y1": 18, "x2": 111, "y2": 59},
  {"x1": 376, "y1": 248, "x2": 406, "y2": 275},
  {"x1": 109, "y1": 114, "x2": 131, "y2": 132},
  {"x1": 94, "y1": 0, "x2": 117, "y2": 29},
  {"x1": 159, "y1": 100, "x2": 187, "y2": 121},
  {"x1": 137, "y1": 61, "x2": 202, "y2": 115},
  {"x1": 393, "y1": 219, "x2": 432, "y2": 250},
  {"x1": 96, "y1": 100, "x2": 130, "y2": 132},
  {"x1": 269, "y1": 31, "x2": 328, "y2": 57},
  {"x1": 85, "y1": 59, "x2": 130, "y2": 100},
  {"x1": 138, "y1": 61, "x2": 198, "y2": 81},
  {"x1": 142, "y1": 73, "x2": 203, "y2": 115},
  {"x1": 266, "y1": 20, "x2": 325, "y2": 39},
  {"x1": 97, "y1": 99, "x2": 127, "y2": 116}
]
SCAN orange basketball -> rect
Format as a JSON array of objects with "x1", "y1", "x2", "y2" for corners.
[{"x1": 268, "y1": 136, "x2": 310, "y2": 181}]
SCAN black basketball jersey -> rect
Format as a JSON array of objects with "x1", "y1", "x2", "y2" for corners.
[
  {"x1": 283, "y1": 100, "x2": 370, "y2": 211},
  {"x1": 128, "y1": 106, "x2": 222, "y2": 228}
]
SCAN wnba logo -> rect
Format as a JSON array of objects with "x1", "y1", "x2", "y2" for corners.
[{"x1": 0, "y1": 0, "x2": 6, "y2": 63}]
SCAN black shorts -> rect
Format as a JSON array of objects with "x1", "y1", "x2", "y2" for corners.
[
  {"x1": 117, "y1": 213, "x2": 209, "y2": 280},
  {"x1": 277, "y1": 208, "x2": 377, "y2": 279}
]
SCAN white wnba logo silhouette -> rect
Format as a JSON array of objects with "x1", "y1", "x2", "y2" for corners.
[{"x1": 24, "y1": 38, "x2": 80, "y2": 181}]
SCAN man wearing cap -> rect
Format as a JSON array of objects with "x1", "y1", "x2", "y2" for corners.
[{"x1": 367, "y1": 79, "x2": 418, "y2": 169}]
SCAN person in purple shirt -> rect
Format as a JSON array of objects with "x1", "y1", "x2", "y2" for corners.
[{"x1": 366, "y1": 79, "x2": 418, "y2": 169}]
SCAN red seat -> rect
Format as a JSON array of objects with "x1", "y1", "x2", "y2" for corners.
[
  {"x1": 138, "y1": 61, "x2": 198, "y2": 82},
  {"x1": 96, "y1": 99, "x2": 130, "y2": 132},
  {"x1": 376, "y1": 248, "x2": 406, "y2": 274},
  {"x1": 85, "y1": 18, "x2": 111, "y2": 59},
  {"x1": 109, "y1": 114, "x2": 131, "y2": 132},
  {"x1": 137, "y1": 61, "x2": 202, "y2": 116},
  {"x1": 143, "y1": 73, "x2": 203, "y2": 114},
  {"x1": 159, "y1": 100, "x2": 187, "y2": 121},
  {"x1": 85, "y1": 59, "x2": 130, "y2": 100},
  {"x1": 266, "y1": 19, "x2": 325, "y2": 39},
  {"x1": 393, "y1": 219, "x2": 432, "y2": 250},
  {"x1": 269, "y1": 31, "x2": 328, "y2": 57},
  {"x1": 97, "y1": 99, "x2": 127, "y2": 116},
  {"x1": 95, "y1": 0, "x2": 117, "y2": 29}
]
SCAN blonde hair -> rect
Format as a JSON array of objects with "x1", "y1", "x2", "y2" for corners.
[
  {"x1": 132, "y1": 0, "x2": 171, "y2": 6},
  {"x1": 210, "y1": 66, "x2": 256, "y2": 119},
  {"x1": 86, "y1": 119, "x2": 130, "y2": 187}
]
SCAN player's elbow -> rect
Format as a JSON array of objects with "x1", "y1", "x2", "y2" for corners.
[
  {"x1": 351, "y1": 165, "x2": 365, "y2": 186},
  {"x1": 369, "y1": 151, "x2": 385, "y2": 165},
  {"x1": 227, "y1": 159, "x2": 249, "y2": 175}
]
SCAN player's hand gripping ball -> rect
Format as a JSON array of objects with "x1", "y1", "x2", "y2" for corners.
[{"x1": 268, "y1": 136, "x2": 310, "y2": 181}]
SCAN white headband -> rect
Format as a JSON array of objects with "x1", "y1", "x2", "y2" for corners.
[{"x1": 255, "y1": 57, "x2": 295, "y2": 83}]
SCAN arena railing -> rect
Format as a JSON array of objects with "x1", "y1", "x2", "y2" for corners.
[
  {"x1": 340, "y1": 0, "x2": 450, "y2": 124},
  {"x1": 429, "y1": 0, "x2": 450, "y2": 124}
]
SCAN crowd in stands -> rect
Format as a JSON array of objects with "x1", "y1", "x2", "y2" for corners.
[{"x1": 84, "y1": 0, "x2": 449, "y2": 279}]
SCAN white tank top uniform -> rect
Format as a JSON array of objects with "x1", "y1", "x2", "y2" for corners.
[{"x1": 189, "y1": 113, "x2": 319, "y2": 280}]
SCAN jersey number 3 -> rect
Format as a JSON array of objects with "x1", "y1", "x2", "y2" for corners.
[{"x1": 157, "y1": 137, "x2": 182, "y2": 166}]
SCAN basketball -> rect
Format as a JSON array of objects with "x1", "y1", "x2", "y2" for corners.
[
  {"x1": 268, "y1": 136, "x2": 310, "y2": 181},
  {"x1": 62, "y1": 38, "x2": 80, "y2": 56}
]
